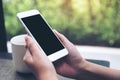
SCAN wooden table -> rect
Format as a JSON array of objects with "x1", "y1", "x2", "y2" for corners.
[{"x1": 0, "y1": 52, "x2": 110, "y2": 80}]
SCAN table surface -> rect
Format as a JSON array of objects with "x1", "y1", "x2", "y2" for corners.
[
  {"x1": 0, "y1": 52, "x2": 37, "y2": 80},
  {"x1": 0, "y1": 52, "x2": 110, "y2": 80},
  {"x1": 0, "y1": 52, "x2": 75, "y2": 80}
]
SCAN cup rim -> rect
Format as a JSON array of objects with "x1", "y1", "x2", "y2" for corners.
[{"x1": 10, "y1": 34, "x2": 27, "y2": 46}]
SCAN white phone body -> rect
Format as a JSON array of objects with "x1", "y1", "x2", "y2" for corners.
[{"x1": 17, "y1": 9, "x2": 68, "y2": 62}]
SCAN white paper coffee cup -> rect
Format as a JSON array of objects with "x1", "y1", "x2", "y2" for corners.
[{"x1": 10, "y1": 34, "x2": 31, "y2": 73}]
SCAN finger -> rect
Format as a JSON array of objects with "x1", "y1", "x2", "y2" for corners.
[
  {"x1": 53, "y1": 30, "x2": 73, "y2": 49},
  {"x1": 25, "y1": 35, "x2": 41, "y2": 56},
  {"x1": 23, "y1": 49, "x2": 33, "y2": 65}
]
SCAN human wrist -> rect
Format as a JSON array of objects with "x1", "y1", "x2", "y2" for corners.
[
  {"x1": 74, "y1": 59, "x2": 88, "y2": 73},
  {"x1": 73, "y1": 59, "x2": 89, "y2": 79},
  {"x1": 71, "y1": 57, "x2": 87, "y2": 71},
  {"x1": 78, "y1": 59, "x2": 88, "y2": 70}
]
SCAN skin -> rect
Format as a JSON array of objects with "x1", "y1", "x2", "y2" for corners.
[
  {"x1": 23, "y1": 30, "x2": 120, "y2": 80},
  {"x1": 23, "y1": 34, "x2": 58, "y2": 80}
]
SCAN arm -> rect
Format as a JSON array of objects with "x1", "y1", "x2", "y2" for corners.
[
  {"x1": 54, "y1": 30, "x2": 120, "y2": 80},
  {"x1": 76, "y1": 60, "x2": 120, "y2": 80}
]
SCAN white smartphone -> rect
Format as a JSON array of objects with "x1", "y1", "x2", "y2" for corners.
[{"x1": 17, "y1": 9, "x2": 68, "y2": 62}]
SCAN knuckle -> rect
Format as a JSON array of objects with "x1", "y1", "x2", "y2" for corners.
[{"x1": 28, "y1": 40, "x2": 34, "y2": 49}]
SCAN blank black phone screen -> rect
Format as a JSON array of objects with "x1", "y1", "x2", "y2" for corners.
[{"x1": 22, "y1": 14, "x2": 64, "y2": 56}]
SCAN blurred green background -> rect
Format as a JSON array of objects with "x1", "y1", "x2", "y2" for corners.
[{"x1": 3, "y1": 0, "x2": 120, "y2": 47}]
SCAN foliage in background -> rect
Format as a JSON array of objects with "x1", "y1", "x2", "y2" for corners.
[{"x1": 3, "y1": 0, "x2": 120, "y2": 46}]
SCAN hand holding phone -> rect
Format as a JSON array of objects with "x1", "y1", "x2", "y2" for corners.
[{"x1": 17, "y1": 9, "x2": 68, "y2": 62}]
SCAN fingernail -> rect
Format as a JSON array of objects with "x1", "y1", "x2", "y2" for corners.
[{"x1": 53, "y1": 29, "x2": 58, "y2": 33}]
